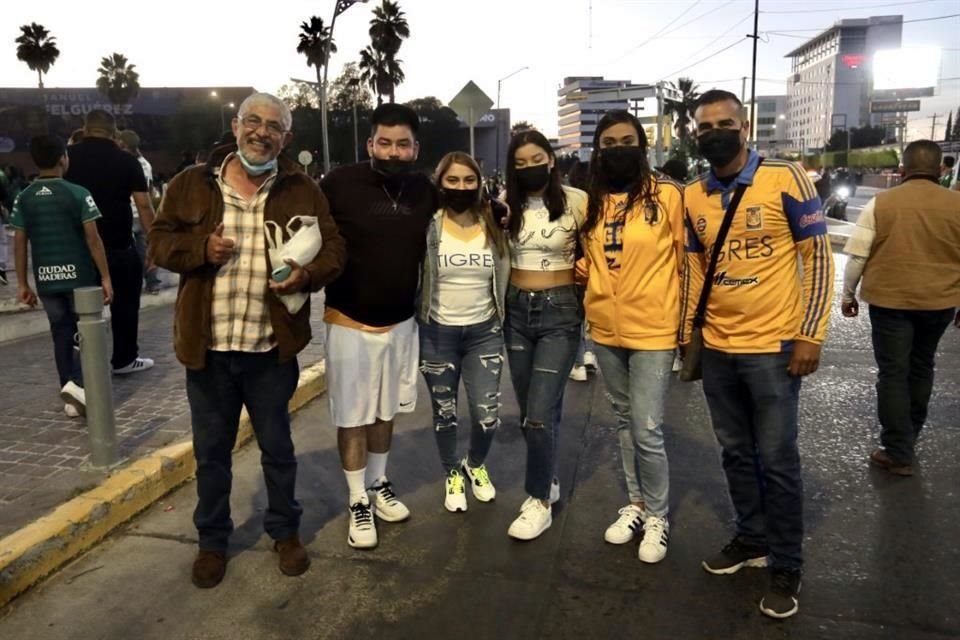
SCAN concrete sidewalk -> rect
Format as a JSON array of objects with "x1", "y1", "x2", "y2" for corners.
[
  {"x1": 0, "y1": 294, "x2": 328, "y2": 539},
  {"x1": 0, "y1": 271, "x2": 957, "y2": 639}
]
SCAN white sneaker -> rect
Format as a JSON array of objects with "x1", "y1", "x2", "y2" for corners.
[
  {"x1": 604, "y1": 504, "x2": 647, "y2": 545},
  {"x1": 569, "y1": 365, "x2": 588, "y2": 381},
  {"x1": 508, "y1": 499, "x2": 552, "y2": 540},
  {"x1": 63, "y1": 403, "x2": 80, "y2": 418},
  {"x1": 113, "y1": 357, "x2": 155, "y2": 375},
  {"x1": 347, "y1": 495, "x2": 377, "y2": 549},
  {"x1": 60, "y1": 381, "x2": 86, "y2": 417},
  {"x1": 638, "y1": 515, "x2": 670, "y2": 563},
  {"x1": 583, "y1": 351, "x2": 598, "y2": 370},
  {"x1": 444, "y1": 469, "x2": 468, "y2": 513},
  {"x1": 369, "y1": 477, "x2": 410, "y2": 522},
  {"x1": 461, "y1": 459, "x2": 496, "y2": 502},
  {"x1": 520, "y1": 478, "x2": 560, "y2": 512}
]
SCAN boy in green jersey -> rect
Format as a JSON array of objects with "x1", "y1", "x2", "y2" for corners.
[{"x1": 10, "y1": 136, "x2": 114, "y2": 417}]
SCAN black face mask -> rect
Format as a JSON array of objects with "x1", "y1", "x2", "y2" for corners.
[
  {"x1": 372, "y1": 157, "x2": 414, "y2": 180},
  {"x1": 442, "y1": 187, "x2": 479, "y2": 213},
  {"x1": 600, "y1": 146, "x2": 644, "y2": 191},
  {"x1": 516, "y1": 164, "x2": 551, "y2": 193},
  {"x1": 697, "y1": 129, "x2": 743, "y2": 168}
]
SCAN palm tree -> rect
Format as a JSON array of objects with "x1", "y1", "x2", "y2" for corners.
[
  {"x1": 664, "y1": 77, "x2": 700, "y2": 143},
  {"x1": 296, "y1": 16, "x2": 337, "y2": 100},
  {"x1": 15, "y1": 23, "x2": 60, "y2": 89},
  {"x1": 96, "y1": 53, "x2": 140, "y2": 124},
  {"x1": 359, "y1": 45, "x2": 388, "y2": 106},
  {"x1": 368, "y1": 0, "x2": 409, "y2": 103}
]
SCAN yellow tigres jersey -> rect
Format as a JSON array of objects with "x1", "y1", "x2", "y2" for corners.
[
  {"x1": 680, "y1": 151, "x2": 835, "y2": 354},
  {"x1": 580, "y1": 177, "x2": 685, "y2": 350}
]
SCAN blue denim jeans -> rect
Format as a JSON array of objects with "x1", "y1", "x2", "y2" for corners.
[
  {"x1": 39, "y1": 292, "x2": 82, "y2": 388},
  {"x1": 594, "y1": 345, "x2": 674, "y2": 516},
  {"x1": 504, "y1": 283, "x2": 583, "y2": 500},
  {"x1": 186, "y1": 350, "x2": 301, "y2": 552},
  {"x1": 869, "y1": 305, "x2": 955, "y2": 464},
  {"x1": 574, "y1": 323, "x2": 595, "y2": 367},
  {"x1": 419, "y1": 316, "x2": 504, "y2": 474},
  {"x1": 702, "y1": 348, "x2": 803, "y2": 571}
]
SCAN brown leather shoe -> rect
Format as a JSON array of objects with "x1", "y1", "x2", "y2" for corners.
[
  {"x1": 869, "y1": 449, "x2": 914, "y2": 477},
  {"x1": 275, "y1": 535, "x2": 311, "y2": 576},
  {"x1": 192, "y1": 550, "x2": 227, "y2": 588}
]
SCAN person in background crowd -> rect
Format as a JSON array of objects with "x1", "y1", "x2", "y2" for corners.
[
  {"x1": 65, "y1": 109, "x2": 156, "y2": 375},
  {"x1": 563, "y1": 159, "x2": 596, "y2": 382},
  {"x1": 842, "y1": 140, "x2": 960, "y2": 477},
  {"x1": 577, "y1": 110, "x2": 684, "y2": 564},
  {"x1": 417, "y1": 151, "x2": 510, "y2": 513},
  {"x1": 9, "y1": 135, "x2": 113, "y2": 417},
  {"x1": 940, "y1": 155, "x2": 956, "y2": 189},
  {"x1": 68, "y1": 129, "x2": 85, "y2": 146},
  {"x1": 117, "y1": 130, "x2": 162, "y2": 294},
  {"x1": 320, "y1": 104, "x2": 437, "y2": 550},
  {"x1": 502, "y1": 129, "x2": 588, "y2": 541},
  {"x1": 150, "y1": 92, "x2": 345, "y2": 589},
  {"x1": 176, "y1": 151, "x2": 195, "y2": 175},
  {"x1": 657, "y1": 158, "x2": 689, "y2": 183},
  {"x1": 682, "y1": 89, "x2": 834, "y2": 620}
]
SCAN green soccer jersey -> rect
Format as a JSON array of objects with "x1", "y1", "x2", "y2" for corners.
[{"x1": 8, "y1": 178, "x2": 102, "y2": 295}]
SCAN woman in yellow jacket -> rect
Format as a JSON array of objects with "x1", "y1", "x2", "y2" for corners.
[{"x1": 577, "y1": 110, "x2": 685, "y2": 564}]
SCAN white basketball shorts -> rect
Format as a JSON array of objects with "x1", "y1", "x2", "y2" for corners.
[{"x1": 325, "y1": 317, "x2": 419, "y2": 428}]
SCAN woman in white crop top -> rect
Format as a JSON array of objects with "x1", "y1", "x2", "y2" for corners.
[
  {"x1": 416, "y1": 152, "x2": 510, "y2": 513},
  {"x1": 501, "y1": 129, "x2": 588, "y2": 541}
]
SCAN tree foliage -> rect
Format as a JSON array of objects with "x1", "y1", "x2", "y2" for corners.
[
  {"x1": 96, "y1": 53, "x2": 140, "y2": 106},
  {"x1": 16, "y1": 23, "x2": 60, "y2": 89}
]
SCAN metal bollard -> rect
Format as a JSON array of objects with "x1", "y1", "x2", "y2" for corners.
[{"x1": 74, "y1": 286, "x2": 118, "y2": 468}]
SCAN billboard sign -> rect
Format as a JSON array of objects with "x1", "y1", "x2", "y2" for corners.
[
  {"x1": 870, "y1": 100, "x2": 921, "y2": 114},
  {"x1": 872, "y1": 47, "x2": 940, "y2": 97}
]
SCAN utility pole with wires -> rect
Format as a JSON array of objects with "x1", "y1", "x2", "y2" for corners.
[
  {"x1": 748, "y1": 0, "x2": 760, "y2": 143},
  {"x1": 931, "y1": 113, "x2": 942, "y2": 140}
]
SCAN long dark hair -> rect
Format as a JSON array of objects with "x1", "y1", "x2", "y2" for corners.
[
  {"x1": 505, "y1": 129, "x2": 567, "y2": 240},
  {"x1": 582, "y1": 110, "x2": 657, "y2": 237}
]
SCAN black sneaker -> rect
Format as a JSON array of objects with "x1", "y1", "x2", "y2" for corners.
[
  {"x1": 759, "y1": 568, "x2": 802, "y2": 619},
  {"x1": 702, "y1": 537, "x2": 769, "y2": 575},
  {"x1": 0, "y1": 269, "x2": 7, "y2": 285}
]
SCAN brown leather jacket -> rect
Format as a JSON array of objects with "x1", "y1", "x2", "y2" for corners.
[{"x1": 149, "y1": 146, "x2": 345, "y2": 369}]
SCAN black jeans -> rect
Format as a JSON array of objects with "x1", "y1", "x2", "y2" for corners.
[
  {"x1": 504, "y1": 283, "x2": 582, "y2": 500},
  {"x1": 39, "y1": 292, "x2": 82, "y2": 388},
  {"x1": 868, "y1": 305, "x2": 955, "y2": 465},
  {"x1": 186, "y1": 350, "x2": 301, "y2": 552},
  {"x1": 702, "y1": 349, "x2": 804, "y2": 571},
  {"x1": 106, "y1": 245, "x2": 143, "y2": 369}
]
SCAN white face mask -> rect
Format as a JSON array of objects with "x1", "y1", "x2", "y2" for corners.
[{"x1": 237, "y1": 148, "x2": 277, "y2": 176}]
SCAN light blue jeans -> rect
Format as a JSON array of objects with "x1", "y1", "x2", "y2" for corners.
[{"x1": 594, "y1": 345, "x2": 674, "y2": 516}]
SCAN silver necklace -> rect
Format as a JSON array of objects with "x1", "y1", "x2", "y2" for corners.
[{"x1": 382, "y1": 184, "x2": 405, "y2": 212}]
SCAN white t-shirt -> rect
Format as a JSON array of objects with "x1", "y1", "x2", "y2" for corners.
[
  {"x1": 431, "y1": 216, "x2": 497, "y2": 326},
  {"x1": 509, "y1": 186, "x2": 587, "y2": 271},
  {"x1": 131, "y1": 154, "x2": 153, "y2": 230}
]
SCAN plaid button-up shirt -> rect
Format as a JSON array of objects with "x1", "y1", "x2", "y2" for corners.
[{"x1": 209, "y1": 155, "x2": 276, "y2": 353}]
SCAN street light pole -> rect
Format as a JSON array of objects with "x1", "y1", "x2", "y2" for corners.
[
  {"x1": 348, "y1": 78, "x2": 361, "y2": 163},
  {"x1": 321, "y1": 0, "x2": 368, "y2": 175},
  {"x1": 495, "y1": 66, "x2": 529, "y2": 176}
]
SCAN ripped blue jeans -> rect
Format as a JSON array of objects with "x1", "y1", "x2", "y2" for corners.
[
  {"x1": 419, "y1": 316, "x2": 504, "y2": 474},
  {"x1": 504, "y1": 284, "x2": 583, "y2": 500},
  {"x1": 593, "y1": 345, "x2": 674, "y2": 516}
]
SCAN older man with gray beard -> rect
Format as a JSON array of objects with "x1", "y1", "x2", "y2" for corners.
[{"x1": 150, "y1": 93, "x2": 345, "y2": 588}]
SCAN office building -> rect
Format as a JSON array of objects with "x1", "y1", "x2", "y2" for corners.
[
  {"x1": 785, "y1": 15, "x2": 903, "y2": 152},
  {"x1": 556, "y1": 76, "x2": 657, "y2": 160}
]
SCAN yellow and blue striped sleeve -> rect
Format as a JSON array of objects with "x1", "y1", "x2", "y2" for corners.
[{"x1": 781, "y1": 166, "x2": 834, "y2": 344}]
